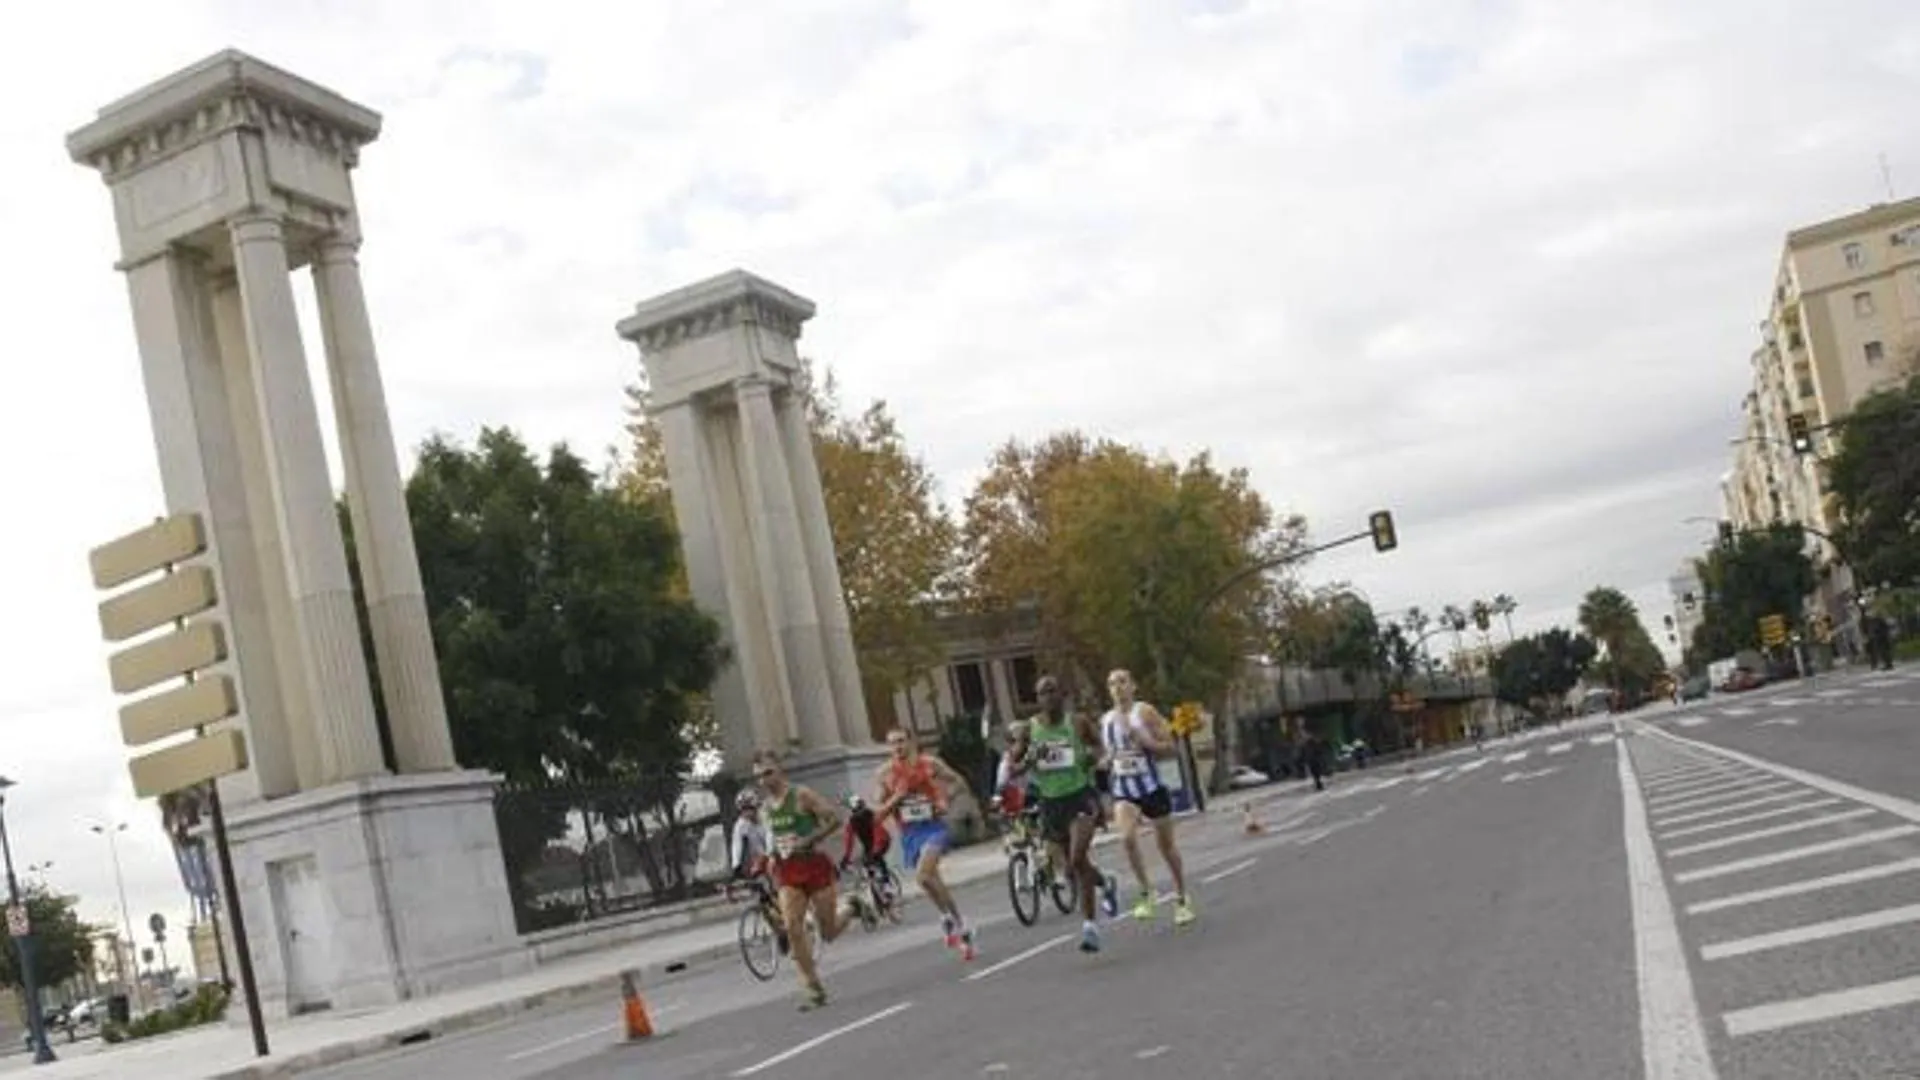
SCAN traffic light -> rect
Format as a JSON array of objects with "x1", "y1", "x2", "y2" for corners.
[
  {"x1": 1472, "y1": 602, "x2": 1490, "y2": 632},
  {"x1": 1786, "y1": 412, "x2": 1813, "y2": 455},
  {"x1": 1718, "y1": 521, "x2": 1736, "y2": 548},
  {"x1": 1368, "y1": 509, "x2": 1398, "y2": 553}
]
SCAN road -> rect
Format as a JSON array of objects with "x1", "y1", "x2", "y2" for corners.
[{"x1": 308, "y1": 665, "x2": 1920, "y2": 1078}]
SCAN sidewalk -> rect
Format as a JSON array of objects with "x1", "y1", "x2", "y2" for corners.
[{"x1": 8, "y1": 784, "x2": 1320, "y2": 1080}]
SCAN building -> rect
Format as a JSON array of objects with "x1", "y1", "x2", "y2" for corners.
[
  {"x1": 1722, "y1": 197, "x2": 1920, "y2": 651},
  {"x1": 1668, "y1": 560, "x2": 1705, "y2": 652},
  {"x1": 888, "y1": 605, "x2": 1043, "y2": 743}
]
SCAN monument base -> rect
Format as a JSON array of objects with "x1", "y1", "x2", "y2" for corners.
[
  {"x1": 218, "y1": 770, "x2": 529, "y2": 1016},
  {"x1": 783, "y1": 744, "x2": 893, "y2": 803}
]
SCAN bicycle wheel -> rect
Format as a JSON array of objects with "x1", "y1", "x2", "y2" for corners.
[
  {"x1": 876, "y1": 875, "x2": 905, "y2": 925},
  {"x1": 1049, "y1": 858, "x2": 1076, "y2": 916},
  {"x1": 738, "y1": 904, "x2": 779, "y2": 982},
  {"x1": 1007, "y1": 851, "x2": 1041, "y2": 926}
]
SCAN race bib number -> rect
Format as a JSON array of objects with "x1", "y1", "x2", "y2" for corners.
[
  {"x1": 1111, "y1": 750, "x2": 1149, "y2": 779},
  {"x1": 900, "y1": 797, "x2": 934, "y2": 823},
  {"x1": 1037, "y1": 742, "x2": 1076, "y2": 771},
  {"x1": 775, "y1": 834, "x2": 801, "y2": 858}
]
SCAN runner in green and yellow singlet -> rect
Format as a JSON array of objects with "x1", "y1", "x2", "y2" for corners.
[{"x1": 1009, "y1": 674, "x2": 1112, "y2": 953}]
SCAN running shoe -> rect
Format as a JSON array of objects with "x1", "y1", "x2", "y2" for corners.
[
  {"x1": 1078, "y1": 922, "x2": 1102, "y2": 953},
  {"x1": 1130, "y1": 890, "x2": 1157, "y2": 921},
  {"x1": 1173, "y1": 897, "x2": 1198, "y2": 928}
]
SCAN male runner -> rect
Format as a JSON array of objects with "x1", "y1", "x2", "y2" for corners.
[
  {"x1": 755, "y1": 752, "x2": 860, "y2": 1010},
  {"x1": 873, "y1": 727, "x2": 977, "y2": 960},
  {"x1": 1011, "y1": 675, "x2": 1110, "y2": 952},
  {"x1": 1101, "y1": 668, "x2": 1196, "y2": 927}
]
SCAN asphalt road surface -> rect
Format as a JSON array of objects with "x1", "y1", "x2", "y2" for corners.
[{"x1": 311, "y1": 664, "x2": 1920, "y2": 1078}]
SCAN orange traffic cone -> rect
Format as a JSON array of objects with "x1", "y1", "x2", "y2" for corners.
[
  {"x1": 1241, "y1": 802, "x2": 1266, "y2": 836},
  {"x1": 621, "y1": 971, "x2": 654, "y2": 1040}
]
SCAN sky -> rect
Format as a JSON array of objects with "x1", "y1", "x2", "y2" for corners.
[{"x1": 1, "y1": 0, "x2": 1917, "y2": 975}]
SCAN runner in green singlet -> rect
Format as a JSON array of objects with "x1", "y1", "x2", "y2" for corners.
[
  {"x1": 756, "y1": 753, "x2": 859, "y2": 1010},
  {"x1": 1009, "y1": 675, "x2": 1111, "y2": 953}
]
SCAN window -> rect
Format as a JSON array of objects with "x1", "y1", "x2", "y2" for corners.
[
  {"x1": 1007, "y1": 654, "x2": 1040, "y2": 710},
  {"x1": 1798, "y1": 378, "x2": 1817, "y2": 400},
  {"x1": 1854, "y1": 291, "x2": 1876, "y2": 317},
  {"x1": 952, "y1": 661, "x2": 989, "y2": 717},
  {"x1": 1865, "y1": 340, "x2": 1885, "y2": 364},
  {"x1": 1843, "y1": 242, "x2": 1866, "y2": 269}
]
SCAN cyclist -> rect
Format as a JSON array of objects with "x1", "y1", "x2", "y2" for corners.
[
  {"x1": 839, "y1": 795, "x2": 898, "y2": 901},
  {"x1": 755, "y1": 752, "x2": 860, "y2": 1010},
  {"x1": 1101, "y1": 668, "x2": 1196, "y2": 927},
  {"x1": 1011, "y1": 674, "x2": 1110, "y2": 953},
  {"x1": 727, "y1": 790, "x2": 785, "y2": 954},
  {"x1": 874, "y1": 727, "x2": 977, "y2": 960}
]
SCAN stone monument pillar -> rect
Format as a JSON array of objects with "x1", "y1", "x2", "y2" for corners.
[
  {"x1": 616, "y1": 271, "x2": 878, "y2": 794},
  {"x1": 68, "y1": 50, "x2": 525, "y2": 1016}
]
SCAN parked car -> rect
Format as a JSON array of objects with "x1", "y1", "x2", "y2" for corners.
[
  {"x1": 1228, "y1": 765, "x2": 1271, "y2": 789},
  {"x1": 1680, "y1": 674, "x2": 1711, "y2": 701},
  {"x1": 1719, "y1": 667, "x2": 1765, "y2": 693}
]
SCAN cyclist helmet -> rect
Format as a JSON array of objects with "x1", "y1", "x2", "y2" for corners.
[
  {"x1": 846, "y1": 794, "x2": 867, "y2": 811},
  {"x1": 735, "y1": 790, "x2": 760, "y2": 814}
]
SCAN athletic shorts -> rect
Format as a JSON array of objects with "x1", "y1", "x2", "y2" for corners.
[
  {"x1": 773, "y1": 853, "x2": 836, "y2": 895},
  {"x1": 901, "y1": 819, "x2": 950, "y2": 868},
  {"x1": 1117, "y1": 786, "x2": 1174, "y2": 821},
  {"x1": 1094, "y1": 766, "x2": 1112, "y2": 795},
  {"x1": 1037, "y1": 787, "x2": 1103, "y2": 843}
]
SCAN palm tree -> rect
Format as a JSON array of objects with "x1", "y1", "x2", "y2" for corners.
[{"x1": 1491, "y1": 594, "x2": 1519, "y2": 642}]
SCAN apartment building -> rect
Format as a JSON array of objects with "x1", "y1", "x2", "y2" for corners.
[{"x1": 1668, "y1": 559, "x2": 1705, "y2": 650}]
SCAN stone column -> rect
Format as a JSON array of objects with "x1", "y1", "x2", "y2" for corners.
[
  {"x1": 773, "y1": 394, "x2": 874, "y2": 744},
  {"x1": 120, "y1": 251, "x2": 297, "y2": 802},
  {"x1": 733, "y1": 378, "x2": 839, "y2": 751},
  {"x1": 228, "y1": 213, "x2": 386, "y2": 785},
  {"x1": 312, "y1": 237, "x2": 459, "y2": 774}
]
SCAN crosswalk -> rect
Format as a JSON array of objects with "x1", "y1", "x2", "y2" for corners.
[
  {"x1": 1669, "y1": 666, "x2": 1920, "y2": 725},
  {"x1": 1625, "y1": 729, "x2": 1920, "y2": 1057},
  {"x1": 1317, "y1": 731, "x2": 1621, "y2": 796}
]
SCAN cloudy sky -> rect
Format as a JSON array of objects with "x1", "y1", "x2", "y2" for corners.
[{"x1": 2, "y1": 0, "x2": 1917, "y2": 972}]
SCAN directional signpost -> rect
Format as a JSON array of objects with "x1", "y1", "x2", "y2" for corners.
[{"x1": 88, "y1": 514, "x2": 268, "y2": 1058}]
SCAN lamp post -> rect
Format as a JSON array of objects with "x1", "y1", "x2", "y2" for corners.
[
  {"x1": 89, "y1": 823, "x2": 141, "y2": 1012},
  {"x1": 0, "y1": 778, "x2": 57, "y2": 1064}
]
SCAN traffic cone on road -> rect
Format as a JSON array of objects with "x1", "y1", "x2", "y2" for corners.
[
  {"x1": 621, "y1": 971, "x2": 654, "y2": 1040},
  {"x1": 1241, "y1": 802, "x2": 1266, "y2": 836}
]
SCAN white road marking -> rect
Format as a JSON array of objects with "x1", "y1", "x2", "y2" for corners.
[
  {"x1": 1673, "y1": 826, "x2": 1920, "y2": 884},
  {"x1": 1415, "y1": 767, "x2": 1446, "y2": 781},
  {"x1": 1755, "y1": 717, "x2": 1800, "y2": 728},
  {"x1": 1657, "y1": 797, "x2": 1843, "y2": 840},
  {"x1": 1701, "y1": 901, "x2": 1920, "y2": 961},
  {"x1": 1654, "y1": 789, "x2": 1825, "y2": 828},
  {"x1": 1645, "y1": 726, "x2": 1920, "y2": 827},
  {"x1": 964, "y1": 934, "x2": 1072, "y2": 982},
  {"x1": 1371, "y1": 776, "x2": 1407, "y2": 790},
  {"x1": 1649, "y1": 779, "x2": 1796, "y2": 814},
  {"x1": 1546, "y1": 742, "x2": 1573, "y2": 755},
  {"x1": 1641, "y1": 766, "x2": 1734, "y2": 788},
  {"x1": 1686, "y1": 856, "x2": 1920, "y2": 915},
  {"x1": 1201, "y1": 857, "x2": 1258, "y2": 885},
  {"x1": 1677, "y1": 717, "x2": 1710, "y2": 727},
  {"x1": 1588, "y1": 734, "x2": 1614, "y2": 745},
  {"x1": 1457, "y1": 759, "x2": 1488, "y2": 772},
  {"x1": 506, "y1": 1023, "x2": 623, "y2": 1061},
  {"x1": 1664, "y1": 808, "x2": 1879, "y2": 859},
  {"x1": 1501, "y1": 767, "x2": 1560, "y2": 784},
  {"x1": 1769, "y1": 697, "x2": 1810, "y2": 707},
  {"x1": 1722, "y1": 975, "x2": 1920, "y2": 1037},
  {"x1": 1135, "y1": 1045, "x2": 1172, "y2": 1059},
  {"x1": 1409, "y1": 785, "x2": 1431, "y2": 797},
  {"x1": 1500, "y1": 751, "x2": 1528, "y2": 764},
  {"x1": 1615, "y1": 741, "x2": 1719, "y2": 1078},
  {"x1": 1719, "y1": 707, "x2": 1758, "y2": 717},
  {"x1": 1814, "y1": 688, "x2": 1857, "y2": 698},
  {"x1": 1645, "y1": 770, "x2": 1760, "y2": 799},
  {"x1": 731, "y1": 1002, "x2": 914, "y2": 1076}
]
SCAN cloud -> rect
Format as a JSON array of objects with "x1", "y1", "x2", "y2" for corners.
[{"x1": 0, "y1": 0, "x2": 1916, "y2": 946}]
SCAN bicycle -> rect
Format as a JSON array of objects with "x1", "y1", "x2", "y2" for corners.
[
  {"x1": 730, "y1": 874, "x2": 826, "y2": 982},
  {"x1": 1002, "y1": 804, "x2": 1118, "y2": 926},
  {"x1": 842, "y1": 858, "x2": 904, "y2": 929}
]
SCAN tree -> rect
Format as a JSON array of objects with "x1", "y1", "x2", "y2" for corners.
[
  {"x1": 1826, "y1": 374, "x2": 1920, "y2": 589},
  {"x1": 1577, "y1": 586, "x2": 1665, "y2": 697},
  {"x1": 1687, "y1": 523, "x2": 1817, "y2": 663},
  {"x1": 1490, "y1": 627, "x2": 1598, "y2": 714},
  {"x1": 621, "y1": 361, "x2": 958, "y2": 730},
  {"x1": 1271, "y1": 587, "x2": 1385, "y2": 682},
  {"x1": 961, "y1": 433, "x2": 1307, "y2": 707},
  {"x1": 385, "y1": 427, "x2": 724, "y2": 784},
  {"x1": 0, "y1": 887, "x2": 96, "y2": 991}
]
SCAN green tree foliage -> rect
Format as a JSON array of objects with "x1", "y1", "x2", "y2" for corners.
[
  {"x1": 1686, "y1": 523, "x2": 1817, "y2": 663},
  {"x1": 1826, "y1": 374, "x2": 1920, "y2": 589},
  {"x1": 1271, "y1": 588, "x2": 1385, "y2": 683},
  {"x1": 622, "y1": 361, "x2": 957, "y2": 728},
  {"x1": 0, "y1": 887, "x2": 96, "y2": 991},
  {"x1": 962, "y1": 433, "x2": 1307, "y2": 707},
  {"x1": 379, "y1": 427, "x2": 723, "y2": 785},
  {"x1": 1491, "y1": 628, "x2": 1598, "y2": 712},
  {"x1": 1578, "y1": 586, "x2": 1666, "y2": 697}
]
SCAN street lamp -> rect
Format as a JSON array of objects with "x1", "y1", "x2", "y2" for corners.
[
  {"x1": 0, "y1": 778, "x2": 58, "y2": 1064},
  {"x1": 89, "y1": 823, "x2": 141, "y2": 1012}
]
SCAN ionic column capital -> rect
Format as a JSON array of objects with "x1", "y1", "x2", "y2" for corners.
[
  {"x1": 314, "y1": 235, "x2": 363, "y2": 267},
  {"x1": 228, "y1": 212, "x2": 286, "y2": 246}
]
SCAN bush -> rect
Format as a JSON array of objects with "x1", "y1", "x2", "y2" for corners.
[{"x1": 101, "y1": 985, "x2": 228, "y2": 1043}]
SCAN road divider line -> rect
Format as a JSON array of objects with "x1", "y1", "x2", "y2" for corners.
[
  {"x1": 1722, "y1": 975, "x2": 1920, "y2": 1037},
  {"x1": 1200, "y1": 858, "x2": 1258, "y2": 885},
  {"x1": 1615, "y1": 740, "x2": 1720, "y2": 1078},
  {"x1": 1588, "y1": 734, "x2": 1614, "y2": 745},
  {"x1": 1686, "y1": 856, "x2": 1920, "y2": 915},
  {"x1": 1654, "y1": 789, "x2": 1825, "y2": 828},
  {"x1": 1642, "y1": 725, "x2": 1920, "y2": 828},
  {"x1": 1457, "y1": 759, "x2": 1488, "y2": 772},
  {"x1": 1673, "y1": 826, "x2": 1920, "y2": 884},
  {"x1": 1701, "y1": 901, "x2": 1920, "y2": 961},
  {"x1": 1500, "y1": 752, "x2": 1528, "y2": 764},
  {"x1": 506, "y1": 1022, "x2": 623, "y2": 1061},
  {"x1": 1664, "y1": 808, "x2": 1880, "y2": 859},
  {"x1": 964, "y1": 934, "x2": 1072, "y2": 982},
  {"x1": 1546, "y1": 742, "x2": 1573, "y2": 755},
  {"x1": 731, "y1": 1002, "x2": 913, "y2": 1076},
  {"x1": 1657, "y1": 797, "x2": 1843, "y2": 840}
]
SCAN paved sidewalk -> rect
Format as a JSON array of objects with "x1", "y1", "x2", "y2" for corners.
[{"x1": 3, "y1": 780, "x2": 1321, "y2": 1080}]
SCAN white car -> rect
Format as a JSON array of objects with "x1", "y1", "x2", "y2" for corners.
[{"x1": 1228, "y1": 765, "x2": 1270, "y2": 789}]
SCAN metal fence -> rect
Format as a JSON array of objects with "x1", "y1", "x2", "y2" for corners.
[{"x1": 491, "y1": 772, "x2": 744, "y2": 935}]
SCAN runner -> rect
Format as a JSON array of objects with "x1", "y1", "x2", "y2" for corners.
[
  {"x1": 754, "y1": 752, "x2": 860, "y2": 1010},
  {"x1": 873, "y1": 728, "x2": 978, "y2": 960},
  {"x1": 1010, "y1": 674, "x2": 1110, "y2": 952},
  {"x1": 1101, "y1": 668, "x2": 1196, "y2": 927}
]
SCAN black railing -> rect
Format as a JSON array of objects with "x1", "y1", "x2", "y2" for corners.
[{"x1": 492, "y1": 772, "x2": 741, "y2": 935}]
